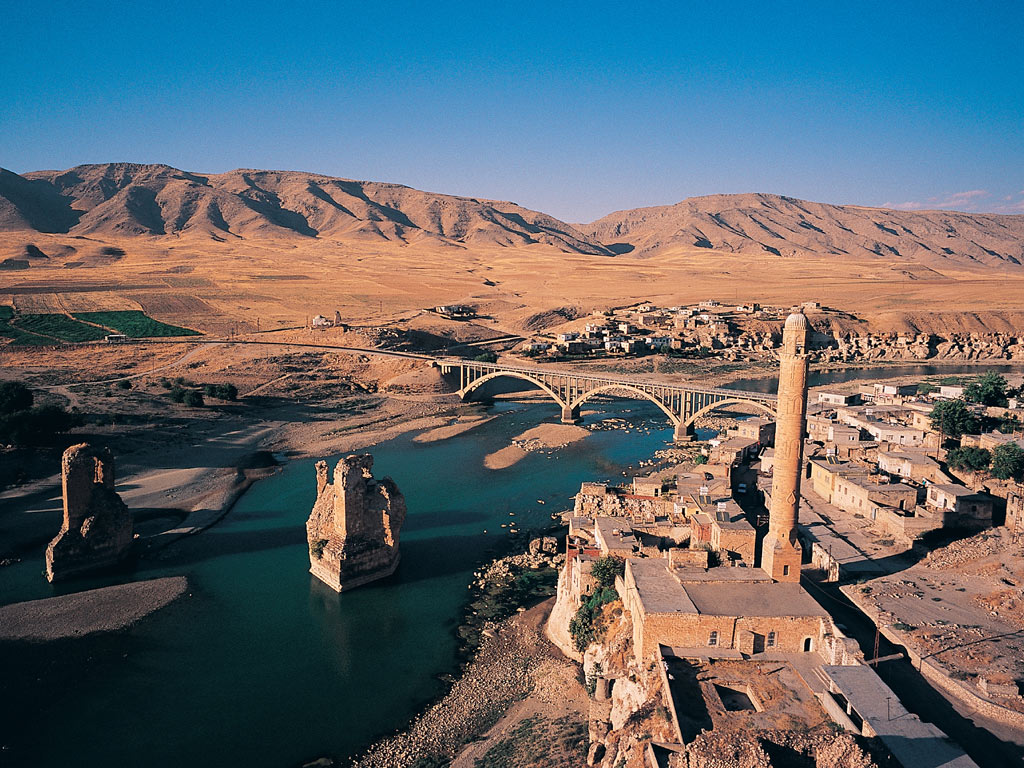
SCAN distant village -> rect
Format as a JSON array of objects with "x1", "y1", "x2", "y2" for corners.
[{"x1": 514, "y1": 300, "x2": 1024, "y2": 363}]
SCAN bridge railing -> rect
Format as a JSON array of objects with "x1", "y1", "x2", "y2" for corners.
[{"x1": 437, "y1": 358, "x2": 777, "y2": 402}]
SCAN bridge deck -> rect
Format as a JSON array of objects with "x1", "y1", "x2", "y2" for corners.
[{"x1": 438, "y1": 359, "x2": 777, "y2": 402}]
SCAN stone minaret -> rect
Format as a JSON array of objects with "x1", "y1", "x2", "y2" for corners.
[{"x1": 761, "y1": 312, "x2": 809, "y2": 582}]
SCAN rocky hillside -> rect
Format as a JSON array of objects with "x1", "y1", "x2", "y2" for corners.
[
  {"x1": 0, "y1": 163, "x2": 613, "y2": 253},
  {"x1": 584, "y1": 192, "x2": 1024, "y2": 268},
  {"x1": 4, "y1": 165, "x2": 1023, "y2": 270}
]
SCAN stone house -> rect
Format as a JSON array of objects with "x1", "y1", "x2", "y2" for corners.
[
  {"x1": 925, "y1": 484, "x2": 993, "y2": 525},
  {"x1": 622, "y1": 560, "x2": 830, "y2": 660},
  {"x1": 876, "y1": 451, "x2": 942, "y2": 483},
  {"x1": 818, "y1": 391, "x2": 860, "y2": 406},
  {"x1": 727, "y1": 417, "x2": 776, "y2": 446}
]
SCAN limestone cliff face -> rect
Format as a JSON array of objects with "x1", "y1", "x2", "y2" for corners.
[
  {"x1": 45, "y1": 444, "x2": 134, "y2": 582},
  {"x1": 306, "y1": 454, "x2": 406, "y2": 592}
]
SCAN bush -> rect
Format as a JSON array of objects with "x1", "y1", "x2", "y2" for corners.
[
  {"x1": 590, "y1": 556, "x2": 625, "y2": 588},
  {"x1": 0, "y1": 381, "x2": 33, "y2": 414},
  {"x1": 183, "y1": 389, "x2": 205, "y2": 407},
  {"x1": 694, "y1": 454, "x2": 708, "y2": 465},
  {"x1": 473, "y1": 351, "x2": 498, "y2": 363},
  {"x1": 946, "y1": 446, "x2": 991, "y2": 473},
  {"x1": 310, "y1": 539, "x2": 328, "y2": 559},
  {"x1": 116, "y1": 379, "x2": 132, "y2": 390},
  {"x1": 168, "y1": 387, "x2": 186, "y2": 403},
  {"x1": 569, "y1": 586, "x2": 619, "y2": 652},
  {"x1": 203, "y1": 383, "x2": 238, "y2": 401}
]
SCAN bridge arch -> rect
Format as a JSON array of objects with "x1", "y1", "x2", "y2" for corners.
[
  {"x1": 682, "y1": 397, "x2": 776, "y2": 429},
  {"x1": 569, "y1": 384, "x2": 680, "y2": 427},
  {"x1": 459, "y1": 370, "x2": 568, "y2": 410}
]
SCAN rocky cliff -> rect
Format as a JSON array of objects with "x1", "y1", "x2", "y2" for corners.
[
  {"x1": 45, "y1": 444, "x2": 134, "y2": 582},
  {"x1": 305, "y1": 454, "x2": 406, "y2": 592}
]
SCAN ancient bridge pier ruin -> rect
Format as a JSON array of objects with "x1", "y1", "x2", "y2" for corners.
[{"x1": 435, "y1": 360, "x2": 777, "y2": 441}]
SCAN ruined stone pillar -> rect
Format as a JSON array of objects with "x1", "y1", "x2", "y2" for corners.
[{"x1": 761, "y1": 312, "x2": 808, "y2": 582}]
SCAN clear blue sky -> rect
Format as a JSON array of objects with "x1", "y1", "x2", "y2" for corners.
[{"x1": 3, "y1": 1, "x2": 1022, "y2": 222}]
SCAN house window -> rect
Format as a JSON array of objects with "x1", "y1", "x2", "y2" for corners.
[
  {"x1": 782, "y1": 565, "x2": 790, "y2": 576},
  {"x1": 708, "y1": 631, "x2": 718, "y2": 647},
  {"x1": 766, "y1": 631, "x2": 776, "y2": 648}
]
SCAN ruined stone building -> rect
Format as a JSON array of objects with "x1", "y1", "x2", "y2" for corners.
[
  {"x1": 45, "y1": 443, "x2": 134, "y2": 582},
  {"x1": 306, "y1": 454, "x2": 406, "y2": 592}
]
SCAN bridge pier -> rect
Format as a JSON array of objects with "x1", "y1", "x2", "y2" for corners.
[
  {"x1": 561, "y1": 405, "x2": 581, "y2": 424},
  {"x1": 673, "y1": 421, "x2": 695, "y2": 442}
]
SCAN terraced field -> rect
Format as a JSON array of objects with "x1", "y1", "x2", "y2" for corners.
[{"x1": 72, "y1": 310, "x2": 200, "y2": 338}]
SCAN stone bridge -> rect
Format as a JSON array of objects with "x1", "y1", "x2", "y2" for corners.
[{"x1": 434, "y1": 359, "x2": 777, "y2": 441}]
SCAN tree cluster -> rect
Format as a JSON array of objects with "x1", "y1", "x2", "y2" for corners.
[{"x1": 0, "y1": 382, "x2": 81, "y2": 447}]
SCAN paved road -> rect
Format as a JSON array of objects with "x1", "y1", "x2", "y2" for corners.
[{"x1": 803, "y1": 576, "x2": 1024, "y2": 767}]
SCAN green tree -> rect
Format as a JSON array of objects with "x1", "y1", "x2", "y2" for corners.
[
  {"x1": 990, "y1": 443, "x2": 1024, "y2": 481},
  {"x1": 0, "y1": 381, "x2": 33, "y2": 414},
  {"x1": 964, "y1": 372, "x2": 1009, "y2": 407},
  {"x1": 930, "y1": 399, "x2": 978, "y2": 439},
  {"x1": 473, "y1": 351, "x2": 498, "y2": 363},
  {"x1": 945, "y1": 446, "x2": 991, "y2": 473},
  {"x1": 590, "y1": 556, "x2": 625, "y2": 588}
]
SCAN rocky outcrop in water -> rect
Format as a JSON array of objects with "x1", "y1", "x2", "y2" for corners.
[
  {"x1": 45, "y1": 444, "x2": 134, "y2": 582},
  {"x1": 306, "y1": 454, "x2": 406, "y2": 592}
]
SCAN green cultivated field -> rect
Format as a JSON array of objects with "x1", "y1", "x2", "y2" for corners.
[
  {"x1": 15, "y1": 314, "x2": 110, "y2": 342},
  {"x1": 73, "y1": 310, "x2": 200, "y2": 338},
  {"x1": 0, "y1": 306, "x2": 56, "y2": 345}
]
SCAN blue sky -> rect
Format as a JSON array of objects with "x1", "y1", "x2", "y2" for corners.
[{"x1": 2, "y1": 1, "x2": 1022, "y2": 222}]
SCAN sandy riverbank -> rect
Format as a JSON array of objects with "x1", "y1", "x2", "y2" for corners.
[
  {"x1": 0, "y1": 576, "x2": 188, "y2": 641},
  {"x1": 413, "y1": 414, "x2": 496, "y2": 443},
  {"x1": 483, "y1": 423, "x2": 591, "y2": 470}
]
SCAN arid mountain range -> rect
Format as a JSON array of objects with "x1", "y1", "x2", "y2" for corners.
[{"x1": 2, "y1": 163, "x2": 1023, "y2": 269}]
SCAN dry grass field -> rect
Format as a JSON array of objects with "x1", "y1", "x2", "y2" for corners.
[{"x1": 4, "y1": 233, "x2": 1024, "y2": 340}]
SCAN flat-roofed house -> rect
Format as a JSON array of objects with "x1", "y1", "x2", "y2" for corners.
[
  {"x1": 877, "y1": 451, "x2": 942, "y2": 483},
  {"x1": 622, "y1": 560, "x2": 830, "y2": 659},
  {"x1": 925, "y1": 485, "x2": 993, "y2": 525}
]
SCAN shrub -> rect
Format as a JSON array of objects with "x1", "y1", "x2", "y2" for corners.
[
  {"x1": 116, "y1": 379, "x2": 132, "y2": 390},
  {"x1": 473, "y1": 351, "x2": 498, "y2": 363},
  {"x1": 590, "y1": 556, "x2": 625, "y2": 588},
  {"x1": 694, "y1": 454, "x2": 708, "y2": 465},
  {"x1": 183, "y1": 389, "x2": 205, "y2": 407},
  {"x1": 310, "y1": 539, "x2": 328, "y2": 559},
  {"x1": 203, "y1": 383, "x2": 238, "y2": 401},
  {"x1": 569, "y1": 586, "x2": 618, "y2": 651}
]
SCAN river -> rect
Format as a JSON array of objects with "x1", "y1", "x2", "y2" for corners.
[{"x1": 0, "y1": 400, "x2": 676, "y2": 768}]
